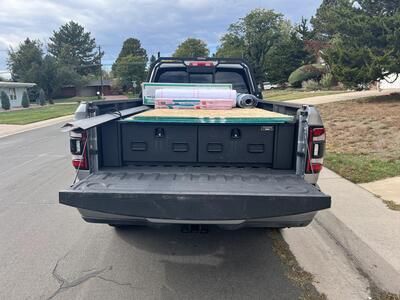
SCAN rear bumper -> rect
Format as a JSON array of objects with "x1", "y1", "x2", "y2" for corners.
[
  {"x1": 60, "y1": 191, "x2": 330, "y2": 221},
  {"x1": 78, "y1": 208, "x2": 318, "y2": 228}
]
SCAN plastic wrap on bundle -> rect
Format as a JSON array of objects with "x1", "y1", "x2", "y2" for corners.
[{"x1": 236, "y1": 93, "x2": 258, "y2": 108}]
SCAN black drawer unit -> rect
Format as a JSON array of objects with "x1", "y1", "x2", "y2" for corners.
[
  {"x1": 198, "y1": 125, "x2": 275, "y2": 164},
  {"x1": 121, "y1": 123, "x2": 197, "y2": 162}
]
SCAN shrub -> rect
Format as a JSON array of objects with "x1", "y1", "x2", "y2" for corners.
[
  {"x1": 38, "y1": 89, "x2": 46, "y2": 106},
  {"x1": 28, "y1": 86, "x2": 39, "y2": 103},
  {"x1": 302, "y1": 79, "x2": 320, "y2": 91},
  {"x1": 288, "y1": 64, "x2": 326, "y2": 87},
  {"x1": 1, "y1": 91, "x2": 10, "y2": 110},
  {"x1": 21, "y1": 91, "x2": 30, "y2": 108},
  {"x1": 320, "y1": 73, "x2": 336, "y2": 89}
]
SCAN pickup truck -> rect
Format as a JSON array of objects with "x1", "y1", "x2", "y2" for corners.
[{"x1": 59, "y1": 57, "x2": 330, "y2": 229}]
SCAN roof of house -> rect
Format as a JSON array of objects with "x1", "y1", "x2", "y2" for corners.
[{"x1": 0, "y1": 81, "x2": 36, "y2": 88}]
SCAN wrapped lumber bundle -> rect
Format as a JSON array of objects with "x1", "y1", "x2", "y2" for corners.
[{"x1": 154, "y1": 88, "x2": 237, "y2": 110}]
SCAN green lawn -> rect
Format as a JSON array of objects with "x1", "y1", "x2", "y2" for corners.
[
  {"x1": 263, "y1": 89, "x2": 346, "y2": 101},
  {"x1": 324, "y1": 153, "x2": 400, "y2": 184},
  {"x1": 0, "y1": 104, "x2": 78, "y2": 125},
  {"x1": 317, "y1": 94, "x2": 400, "y2": 184}
]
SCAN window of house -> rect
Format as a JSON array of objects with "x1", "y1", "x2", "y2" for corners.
[{"x1": 9, "y1": 88, "x2": 16, "y2": 100}]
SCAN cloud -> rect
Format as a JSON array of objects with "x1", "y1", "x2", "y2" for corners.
[{"x1": 0, "y1": 0, "x2": 321, "y2": 70}]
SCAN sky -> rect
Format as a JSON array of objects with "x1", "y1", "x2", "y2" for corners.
[{"x1": 0, "y1": 0, "x2": 322, "y2": 78}]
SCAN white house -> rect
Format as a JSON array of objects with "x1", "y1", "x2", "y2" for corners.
[
  {"x1": 379, "y1": 74, "x2": 400, "y2": 90},
  {"x1": 0, "y1": 81, "x2": 36, "y2": 108}
]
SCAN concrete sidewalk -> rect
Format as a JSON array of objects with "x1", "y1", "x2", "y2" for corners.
[
  {"x1": 286, "y1": 89, "x2": 400, "y2": 105},
  {"x1": 360, "y1": 176, "x2": 400, "y2": 207},
  {"x1": 0, "y1": 115, "x2": 72, "y2": 139},
  {"x1": 313, "y1": 168, "x2": 400, "y2": 294}
]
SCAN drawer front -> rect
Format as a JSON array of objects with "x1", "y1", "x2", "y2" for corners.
[
  {"x1": 198, "y1": 125, "x2": 274, "y2": 163},
  {"x1": 121, "y1": 124, "x2": 197, "y2": 162}
]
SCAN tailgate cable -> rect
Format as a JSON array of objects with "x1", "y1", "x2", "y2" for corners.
[
  {"x1": 72, "y1": 137, "x2": 88, "y2": 186},
  {"x1": 306, "y1": 140, "x2": 315, "y2": 175}
]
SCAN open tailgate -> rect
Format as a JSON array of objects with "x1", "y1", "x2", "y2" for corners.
[{"x1": 59, "y1": 166, "x2": 330, "y2": 220}]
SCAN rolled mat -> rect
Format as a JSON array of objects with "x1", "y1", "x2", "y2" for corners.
[
  {"x1": 155, "y1": 88, "x2": 237, "y2": 101},
  {"x1": 236, "y1": 93, "x2": 258, "y2": 108}
]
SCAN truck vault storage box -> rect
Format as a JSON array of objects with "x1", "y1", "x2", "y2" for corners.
[{"x1": 121, "y1": 124, "x2": 197, "y2": 162}]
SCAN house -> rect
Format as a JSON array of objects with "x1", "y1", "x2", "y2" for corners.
[
  {"x1": 379, "y1": 73, "x2": 400, "y2": 90},
  {"x1": 55, "y1": 80, "x2": 113, "y2": 98},
  {"x1": 0, "y1": 81, "x2": 36, "y2": 108}
]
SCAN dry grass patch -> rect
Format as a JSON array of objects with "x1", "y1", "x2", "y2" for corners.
[{"x1": 317, "y1": 93, "x2": 400, "y2": 183}]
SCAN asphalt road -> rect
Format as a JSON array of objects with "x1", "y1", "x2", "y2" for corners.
[{"x1": 0, "y1": 124, "x2": 303, "y2": 300}]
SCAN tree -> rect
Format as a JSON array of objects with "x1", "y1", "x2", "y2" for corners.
[
  {"x1": 112, "y1": 38, "x2": 148, "y2": 91},
  {"x1": 114, "y1": 38, "x2": 147, "y2": 61},
  {"x1": 149, "y1": 55, "x2": 157, "y2": 67},
  {"x1": 1, "y1": 91, "x2": 10, "y2": 110},
  {"x1": 216, "y1": 33, "x2": 246, "y2": 58},
  {"x1": 41, "y1": 55, "x2": 83, "y2": 101},
  {"x1": 296, "y1": 17, "x2": 315, "y2": 41},
  {"x1": 112, "y1": 38, "x2": 147, "y2": 72},
  {"x1": 8, "y1": 39, "x2": 82, "y2": 100},
  {"x1": 113, "y1": 55, "x2": 147, "y2": 90},
  {"x1": 217, "y1": 9, "x2": 289, "y2": 83},
  {"x1": 21, "y1": 91, "x2": 30, "y2": 108},
  {"x1": 7, "y1": 38, "x2": 43, "y2": 82},
  {"x1": 312, "y1": 0, "x2": 400, "y2": 87},
  {"x1": 173, "y1": 38, "x2": 209, "y2": 57},
  {"x1": 38, "y1": 89, "x2": 46, "y2": 106},
  {"x1": 355, "y1": 0, "x2": 400, "y2": 16},
  {"x1": 48, "y1": 21, "x2": 101, "y2": 76},
  {"x1": 265, "y1": 31, "x2": 310, "y2": 84}
]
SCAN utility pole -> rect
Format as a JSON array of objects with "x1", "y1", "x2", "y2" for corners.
[{"x1": 98, "y1": 45, "x2": 103, "y2": 97}]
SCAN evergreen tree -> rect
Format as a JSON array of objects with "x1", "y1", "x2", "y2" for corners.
[
  {"x1": 173, "y1": 38, "x2": 209, "y2": 57},
  {"x1": 7, "y1": 38, "x2": 43, "y2": 82},
  {"x1": 112, "y1": 38, "x2": 148, "y2": 90},
  {"x1": 38, "y1": 89, "x2": 46, "y2": 106},
  {"x1": 21, "y1": 91, "x2": 30, "y2": 108},
  {"x1": 312, "y1": 0, "x2": 400, "y2": 87},
  {"x1": 1, "y1": 91, "x2": 10, "y2": 110},
  {"x1": 48, "y1": 21, "x2": 101, "y2": 75}
]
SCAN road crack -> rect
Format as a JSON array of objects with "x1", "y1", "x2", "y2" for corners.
[
  {"x1": 47, "y1": 252, "x2": 112, "y2": 300},
  {"x1": 97, "y1": 275, "x2": 140, "y2": 290}
]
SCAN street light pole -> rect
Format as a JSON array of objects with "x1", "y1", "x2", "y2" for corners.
[{"x1": 98, "y1": 45, "x2": 103, "y2": 97}]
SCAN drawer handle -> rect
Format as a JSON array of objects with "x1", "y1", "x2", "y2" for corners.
[
  {"x1": 172, "y1": 143, "x2": 189, "y2": 152},
  {"x1": 131, "y1": 142, "x2": 147, "y2": 151},
  {"x1": 207, "y1": 143, "x2": 223, "y2": 152},
  {"x1": 248, "y1": 144, "x2": 264, "y2": 153}
]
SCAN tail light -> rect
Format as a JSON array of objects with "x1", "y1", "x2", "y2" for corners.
[
  {"x1": 306, "y1": 127, "x2": 325, "y2": 174},
  {"x1": 70, "y1": 131, "x2": 88, "y2": 170}
]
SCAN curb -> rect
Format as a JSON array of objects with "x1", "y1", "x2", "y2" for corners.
[
  {"x1": 315, "y1": 210, "x2": 400, "y2": 294},
  {"x1": 0, "y1": 115, "x2": 73, "y2": 139}
]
